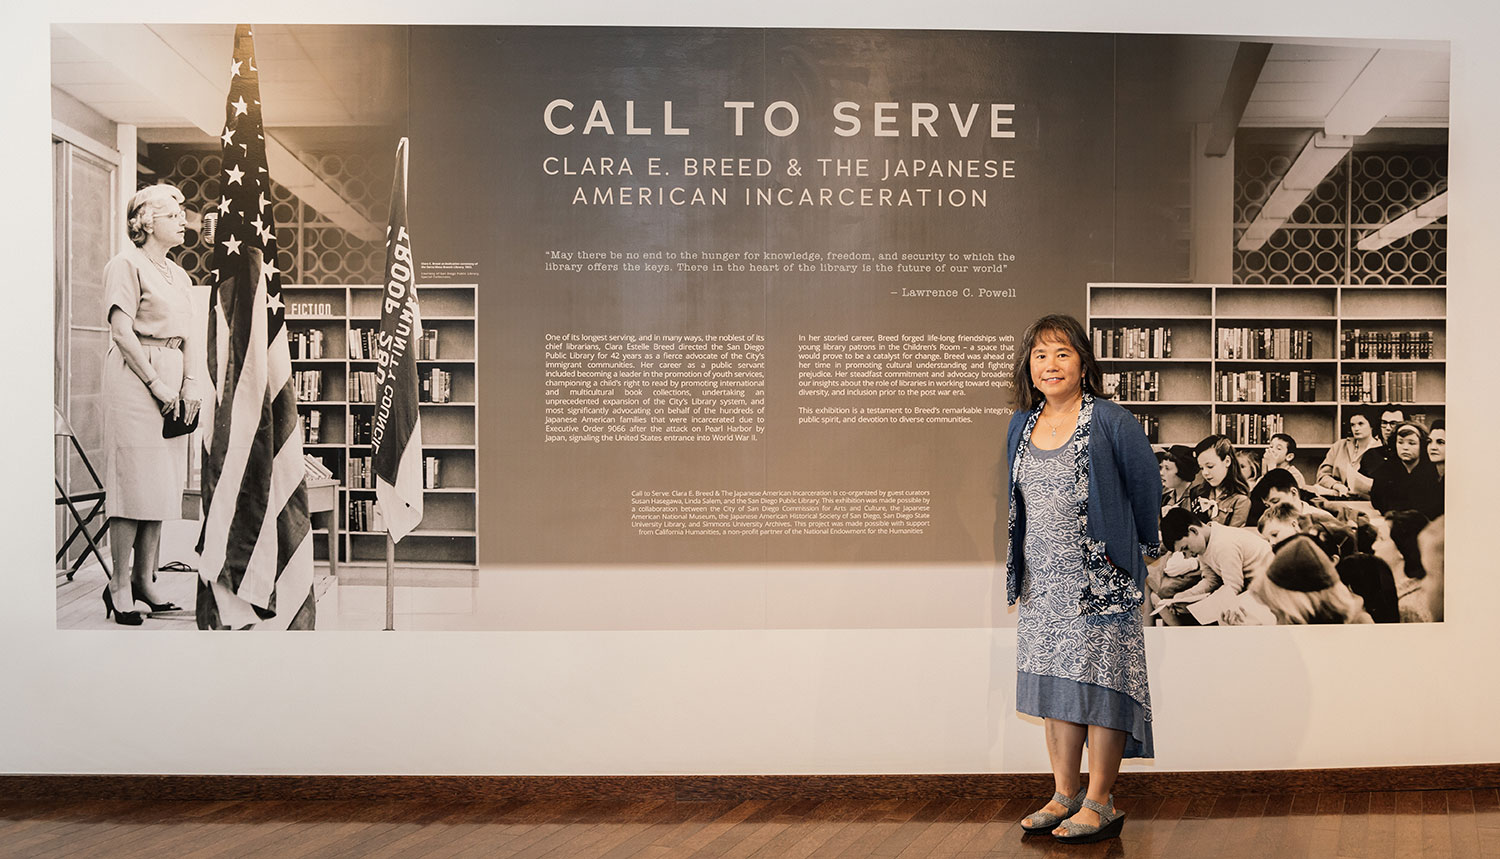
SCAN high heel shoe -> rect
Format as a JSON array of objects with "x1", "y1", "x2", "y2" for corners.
[
  {"x1": 137, "y1": 596, "x2": 182, "y2": 612},
  {"x1": 1021, "y1": 788, "x2": 1086, "y2": 833},
  {"x1": 101, "y1": 587, "x2": 144, "y2": 626},
  {"x1": 1053, "y1": 795, "x2": 1126, "y2": 843}
]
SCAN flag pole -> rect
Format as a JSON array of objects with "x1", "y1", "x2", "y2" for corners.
[{"x1": 385, "y1": 533, "x2": 395, "y2": 631}]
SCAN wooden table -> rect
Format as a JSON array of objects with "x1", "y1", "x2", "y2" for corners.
[{"x1": 183, "y1": 476, "x2": 340, "y2": 576}]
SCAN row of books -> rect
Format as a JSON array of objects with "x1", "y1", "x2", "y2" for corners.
[
  {"x1": 1215, "y1": 371, "x2": 1319, "y2": 404},
  {"x1": 1094, "y1": 326, "x2": 1173, "y2": 359},
  {"x1": 348, "y1": 455, "x2": 375, "y2": 489},
  {"x1": 291, "y1": 327, "x2": 446, "y2": 361},
  {"x1": 421, "y1": 368, "x2": 453, "y2": 403},
  {"x1": 293, "y1": 370, "x2": 323, "y2": 402},
  {"x1": 1341, "y1": 371, "x2": 1420, "y2": 404},
  {"x1": 350, "y1": 371, "x2": 379, "y2": 404},
  {"x1": 1341, "y1": 329, "x2": 1435, "y2": 360},
  {"x1": 290, "y1": 328, "x2": 325, "y2": 359},
  {"x1": 1213, "y1": 412, "x2": 1285, "y2": 445},
  {"x1": 304, "y1": 443, "x2": 461, "y2": 492},
  {"x1": 347, "y1": 499, "x2": 385, "y2": 534},
  {"x1": 349, "y1": 328, "x2": 440, "y2": 360},
  {"x1": 300, "y1": 409, "x2": 325, "y2": 444},
  {"x1": 302, "y1": 454, "x2": 333, "y2": 479},
  {"x1": 1135, "y1": 414, "x2": 1160, "y2": 443},
  {"x1": 1102, "y1": 371, "x2": 1160, "y2": 401},
  {"x1": 351, "y1": 412, "x2": 374, "y2": 445},
  {"x1": 348, "y1": 370, "x2": 457, "y2": 404},
  {"x1": 1216, "y1": 327, "x2": 1314, "y2": 360}
]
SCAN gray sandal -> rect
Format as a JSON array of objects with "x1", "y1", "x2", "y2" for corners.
[
  {"x1": 1054, "y1": 795, "x2": 1125, "y2": 843},
  {"x1": 1020, "y1": 788, "x2": 1086, "y2": 832}
]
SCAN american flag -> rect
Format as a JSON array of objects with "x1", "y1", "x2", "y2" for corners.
[
  {"x1": 196, "y1": 24, "x2": 315, "y2": 630},
  {"x1": 372, "y1": 138, "x2": 424, "y2": 542}
]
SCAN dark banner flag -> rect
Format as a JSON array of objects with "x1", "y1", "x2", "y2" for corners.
[
  {"x1": 372, "y1": 137, "x2": 424, "y2": 541},
  {"x1": 197, "y1": 24, "x2": 315, "y2": 630}
]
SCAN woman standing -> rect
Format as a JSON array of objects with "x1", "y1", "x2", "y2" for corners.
[
  {"x1": 100, "y1": 185, "x2": 199, "y2": 625},
  {"x1": 1005, "y1": 314, "x2": 1162, "y2": 843}
]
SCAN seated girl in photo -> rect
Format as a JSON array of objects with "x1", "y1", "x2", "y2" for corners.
[{"x1": 1188, "y1": 435, "x2": 1252, "y2": 527}]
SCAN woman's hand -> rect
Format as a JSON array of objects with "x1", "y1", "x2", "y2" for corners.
[
  {"x1": 159, "y1": 395, "x2": 181, "y2": 417},
  {"x1": 182, "y1": 398, "x2": 201, "y2": 423},
  {"x1": 147, "y1": 377, "x2": 176, "y2": 404}
]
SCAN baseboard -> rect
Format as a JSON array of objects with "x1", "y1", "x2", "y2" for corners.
[{"x1": 3, "y1": 765, "x2": 1497, "y2": 802}]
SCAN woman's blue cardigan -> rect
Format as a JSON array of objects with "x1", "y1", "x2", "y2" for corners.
[{"x1": 1004, "y1": 395, "x2": 1164, "y2": 614}]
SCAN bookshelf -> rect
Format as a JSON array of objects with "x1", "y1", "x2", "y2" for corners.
[
  {"x1": 1088, "y1": 283, "x2": 1445, "y2": 484},
  {"x1": 284, "y1": 283, "x2": 478, "y2": 569}
]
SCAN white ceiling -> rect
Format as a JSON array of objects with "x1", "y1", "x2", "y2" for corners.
[
  {"x1": 1242, "y1": 43, "x2": 1449, "y2": 129},
  {"x1": 49, "y1": 27, "x2": 1448, "y2": 241},
  {"x1": 50, "y1": 27, "x2": 1449, "y2": 137},
  {"x1": 51, "y1": 23, "x2": 408, "y2": 134}
]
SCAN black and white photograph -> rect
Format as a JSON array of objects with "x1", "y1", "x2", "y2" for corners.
[
  {"x1": 50, "y1": 25, "x2": 1447, "y2": 630},
  {"x1": 5, "y1": 0, "x2": 1500, "y2": 851}
]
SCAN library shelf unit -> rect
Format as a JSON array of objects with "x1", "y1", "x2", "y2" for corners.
[
  {"x1": 1088, "y1": 283, "x2": 1445, "y2": 485},
  {"x1": 284, "y1": 283, "x2": 478, "y2": 570}
]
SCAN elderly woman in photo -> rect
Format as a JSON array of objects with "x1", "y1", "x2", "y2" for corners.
[
  {"x1": 1005, "y1": 314, "x2": 1161, "y2": 844},
  {"x1": 99, "y1": 184, "x2": 200, "y2": 625}
]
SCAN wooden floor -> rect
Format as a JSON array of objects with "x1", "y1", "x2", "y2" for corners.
[{"x1": 3, "y1": 789, "x2": 1498, "y2": 858}]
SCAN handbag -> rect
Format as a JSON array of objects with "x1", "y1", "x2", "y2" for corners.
[{"x1": 162, "y1": 407, "x2": 199, "y2": 438}]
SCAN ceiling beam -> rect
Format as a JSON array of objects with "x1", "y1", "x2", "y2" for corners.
[
  {"x1": 55, "y1": 24, "x2": 380, "y2": 242},
  {"x1": 1204, "y1": 42, "x2": 1272, "y2": 157},
  {"x1": 1325, "y1": 47, "x2": 1449, "y2": 136}
]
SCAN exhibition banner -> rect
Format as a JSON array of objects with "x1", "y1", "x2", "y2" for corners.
[
  {"x1": 52, "y1": 24, "x2": 1448, "y2": 628},
  {"x1": 411, "y1": 28, "x2": 1187, "y2": 565}
]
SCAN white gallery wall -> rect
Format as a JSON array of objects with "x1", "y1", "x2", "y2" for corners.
[{"x1": 3, "y1": 0, "x2": 1499, "y2": 776}]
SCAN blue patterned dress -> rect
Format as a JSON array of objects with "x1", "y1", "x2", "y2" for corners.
[{"x1": 1014, "y1": 431, "x2": 1154, "y2": 757}]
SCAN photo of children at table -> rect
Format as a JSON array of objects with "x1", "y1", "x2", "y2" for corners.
[
  {"x1": 1145, "y1": 426, "x2": 1444, "y2": 625},
  {"x1": 1155, "y1": 506, "x2": 1273, "y2": 625}
]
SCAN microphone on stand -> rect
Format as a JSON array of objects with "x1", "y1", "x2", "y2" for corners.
[{"x1": 201, "y1": 211, "x2": 219, "y2": 246}]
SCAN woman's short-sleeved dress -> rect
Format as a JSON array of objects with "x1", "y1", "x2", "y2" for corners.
[
  {"x1": 1014, "y1": 432, "x2": 1154, "y2": 758},
  {"x1": 101, "y1": 247, "x2": 192, "y2": 521}
]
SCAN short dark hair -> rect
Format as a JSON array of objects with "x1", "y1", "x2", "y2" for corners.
[
  {"x1": 1270, "y1": 432, "x2": 1298, "y2": 455},
  {"x1": 1256, "y1": 467, "x2": 1300, "y2": 497},
  {"x1": 1163, "y1": 445, "x2": 1198, "y2": 481},
  {"x1": 1011, "y1": 314, "x2": 1106, "y2": 411},
  {"x1": 1391, "y1": 421, "x2": 1431, "y2": 465},
  {"x1": 1160, "y1": 506, "x2": 1206, "y2": 548}
]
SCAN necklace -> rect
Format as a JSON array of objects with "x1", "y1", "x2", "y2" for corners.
[
  {"x1": 144, "y1": 250, "x2": 173, "y2": 279},
  {"x1": 1041, "y1": 398, "x2": 1081, "y2": 439}
]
